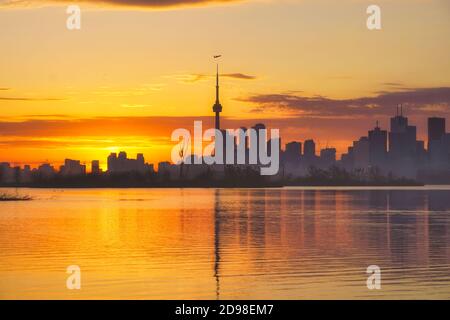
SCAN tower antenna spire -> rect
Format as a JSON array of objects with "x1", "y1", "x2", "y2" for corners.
[
  {"x1": 212, "y1": 55, "x2": 223, "y2": 130},
  {"x1": 216, "y1": 63, "x2": 220, "y2": 104}
]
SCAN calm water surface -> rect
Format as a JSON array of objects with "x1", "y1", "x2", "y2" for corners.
[{"x1": 1, "y1": 187, "x2": 450, "y2": 299}]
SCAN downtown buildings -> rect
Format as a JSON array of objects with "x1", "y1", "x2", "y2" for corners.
[
  {"x1": 336, "y1": 110, "x2": 449, "y2": 181},
  {"x1": 1, "y1": 112, "x2": 449, "y2": 185}
]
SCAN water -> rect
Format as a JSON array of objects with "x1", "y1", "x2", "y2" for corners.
[{"x1": 0, "y1": 187, "x2": 450, "y2": 300}]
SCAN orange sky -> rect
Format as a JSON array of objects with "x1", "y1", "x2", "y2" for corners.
[{"x1": 1, "y1": 0, "x2": 450, "y2": 169}]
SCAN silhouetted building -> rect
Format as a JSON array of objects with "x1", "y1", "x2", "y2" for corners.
[
  {"x1": 0, "y1": 162, "x2": 15, "y2": 183},
  {"x1": 37, "y1": 163, "x2": 56, "y2": 179},
  {"x1": 389, "y1": 106, "x2": 417, "y2": 159},
  {"x1": 428, "y1": 117, "x2": 446, "y2": 143},
  {"x1": 285, "y1": 142, "x2": 302, "y2": 163},
  {"x1": 60, "y1": 159, "x2": 86, "y2": 177},
  {"x1": 341, "y1": 146, "x2": 354, "y2": 171},
  {"x1": 368, "y1": 122, "x2": 387, "y2": 170},
  {"x1": 320, "y1": 148, "x2": 336, "y2": 168},
  {"x1": 91, "y1": 160, "x2": 101, "y2": 175},
  {"x1": 107, "y1": 152, "x2": 153, "y2": 175},
  {"x1": 20, "y1": 165, "x2": 32, "y2": 183},
  {"x1": 388, "y1": 106, "x2": 418, "y2": 178},
  {"x1": 353, "y1": 137, "x2": 370, "y2": 169},
  {"x1": 158, "y1": 161, "x2": 179, "y2": 180},
  {"x1": 428, "y1": 117, "x2": 447, "y2": 165},
  {"x1": 304, "y1": 139, "x2": 316, "y2": 158}
]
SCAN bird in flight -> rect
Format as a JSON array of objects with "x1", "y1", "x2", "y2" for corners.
[{"x1": 214, "y1": 55, "x2": 222, "y2": 59}]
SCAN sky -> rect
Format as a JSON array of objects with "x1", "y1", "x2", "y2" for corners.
[{"x1": 0, "y1": 0, "x2": 450, "y2": 169}]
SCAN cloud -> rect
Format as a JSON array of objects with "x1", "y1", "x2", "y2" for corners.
[
  {"x1": 170, "y1": 72, "x2": 257, "y2": 83},
  {"x1": 19, "y1": 114, "x2": 73, "y2": 120},
  {"x1": 0, "y1": 116, "x2": 215, "y2": 137},
  {"x1": 0, "y1": 96, "x2": 64, "y2": 101},
  {"x1": 223, "y1": 73, "x2": 256, "y2": 80},
  {"x1": 381, "y1": 82, "x2": 405, "y2": 88},
  {"x1": 0, "y1": 0, "x2": 242, "y2": 9},
  {"x1": 238, "y1": 87, "x2": 450, "y2": 118},
  {"x1": 169, "y1": 74, "x2": 210, "y2": 83},
  {"x1": 0, "y1": 88, "x2": 10, "y2": 91}
]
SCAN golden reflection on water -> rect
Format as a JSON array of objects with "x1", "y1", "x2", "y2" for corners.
[{"x1": 0, "y1": 187, "x2": 450, "y2": 299}]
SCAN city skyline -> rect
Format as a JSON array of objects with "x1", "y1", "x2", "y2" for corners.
[
  {"x1": 1, "y1": 63, "x2": 449, "y2": 180},
  {"x1": 1, "y1": 69, "x2": 450, "y2": 170},
  {"x1": 1, "y1": 0, "x2": 450, "y2": 168},
  {"x1": 1, "y1": 108, "x2": 449, "y2": 185}
]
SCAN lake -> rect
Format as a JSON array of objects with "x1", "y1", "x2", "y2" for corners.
[{"x1": 1, "y1": 187, "x2": 449, "y2": 299}]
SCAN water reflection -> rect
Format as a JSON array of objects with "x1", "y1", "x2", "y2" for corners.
[
  {"x1": 214, "y1": 189, "x2": 221, "y2": 299},
  {"x1": 210, "y1": 188, "x2": 450, "y2": 299},
  {"x1": 0, "y1": 187, "x2": 449, "y2": 299}
]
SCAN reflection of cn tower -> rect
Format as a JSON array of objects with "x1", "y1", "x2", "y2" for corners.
[
  {"x1": 212, "y1": 63, "x2": 222, "y2": 130},
  {"x1": 213, "y1": 189, "x2": 221, "y2": 299}
]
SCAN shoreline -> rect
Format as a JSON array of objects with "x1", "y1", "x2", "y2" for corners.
[{"x1": 0, "y1": 182, "x2": 428, "y2": 189}]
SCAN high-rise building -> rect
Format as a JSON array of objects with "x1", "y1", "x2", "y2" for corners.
[
  {"x1": 353, "y1": 137, "x2": 370, "y2": 169},
  {"x1": 320, "y1": 148, "x2": 336, "y2": 168},
  {"x1": 60, "y1": 159, "x2": 86, "y2": 177},
  {"x1": 428, "y1": 118, "x2": 448, "y2": 166},
  {"x1": 107, "y1": 152, "x2": 152, "y2": 174},
  {"x1": 368, "y1": 122, "x2": 387, "y2": 169},
  {"x1": 0, "y1": 162, "x2": 15, "y2": 183},
  {"x1": 340, "y1": 146, "x2": 355, "y2": 171},
  {"x1": 107, "y1": 153, "x2": 117, "y2": 172},
  {"x1": 304, "y1": 139, "x2": 316, "y2": 158},
  {"x1": 389, "y1": 106, "x2": 417, "y2": 158},
  {"x1": 37, "y1": 163, "x2": 56, "y2": 179},
  {"x1": 285, "y1": 142, "x2": 302, "y2": 162},
  {"x1": 428, "y1": 117, "x2": 446, "y2": 143},
  {"x1": 91, "y1": 160, "x2": 101, "y2": 175}
]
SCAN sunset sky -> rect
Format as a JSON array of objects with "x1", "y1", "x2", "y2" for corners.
[{"x1": 1, "y1": 0, "x2": 450, "y2": 170}]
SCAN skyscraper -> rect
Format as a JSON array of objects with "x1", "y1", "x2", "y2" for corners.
[
  {"x1": 320, "y1": 148, "x2": 336, "y2": 168},
  {"x1": 107, "y1": 152, "x2": 152, "y2": 174},
  {"x1": 389, "y1": 105, "x2": 417, "y2": 158},
  {"x1": 285, "y1": 142, "x2": 302, "y2": 161},
  {"x1": 353, "y1": 137, "x2": 370, "y2": 169},
  {"x1": 368, "y1": 122, "x2": 387, "y2": 169},
  {"x1": 304, "y1": 139, "x2": 316, "y2": 158},
  {"x1": 428, "y1": 117, "x2": 447, "y2": 165},
  {"x1": 428, "y1": 117, "x2": 446, "y2": 144},
  {"x1": 60, "y1": 159, "x2": 86, "y2": 177},
  {"x1": 91, "y1": 160, "x2": 101, "y2": 175}
]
